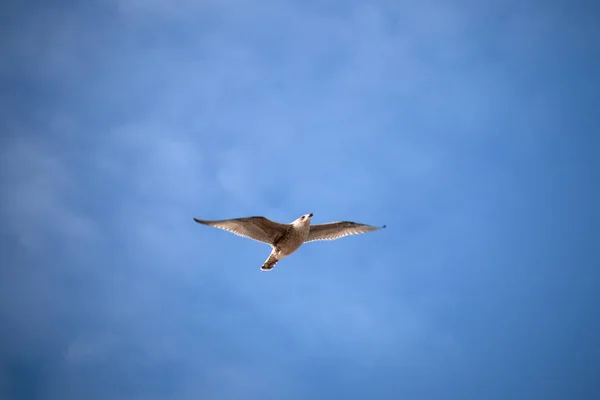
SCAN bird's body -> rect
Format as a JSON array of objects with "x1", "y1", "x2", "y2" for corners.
[{"x1": 193, "y1": 213, "x2": 385, "y2": 271}]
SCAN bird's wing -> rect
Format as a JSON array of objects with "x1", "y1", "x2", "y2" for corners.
[
  {"x1": 193, "y1": 216, "x2": 289, "y2": 245},
  {"x1": 305, "y1": 221, "x2": 386, "y2": 242}
]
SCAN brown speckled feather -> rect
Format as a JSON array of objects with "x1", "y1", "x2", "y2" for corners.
[
  {"x1": 193, "y1": 216, "x2": 289, "y2": 245},
  {"x1": 306, "y1": 221, "x2": 386, "y2": 242}
]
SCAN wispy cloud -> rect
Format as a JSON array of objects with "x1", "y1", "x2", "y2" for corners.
[{"x1": 0, "y1": 136, "x2": 96, "y2": 253}]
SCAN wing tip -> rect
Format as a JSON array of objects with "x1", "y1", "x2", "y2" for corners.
[{"x1": 382, "y1": 224, "x2": 387, "y2": 229}]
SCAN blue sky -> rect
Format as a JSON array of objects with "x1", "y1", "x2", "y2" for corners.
[{"x1": 1, "y1": 0, "x2": 598, "y2": 399}]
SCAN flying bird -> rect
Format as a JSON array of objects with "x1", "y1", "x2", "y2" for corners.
[{"x1": 193, "y1": 213, "x2": 386, "y2": 271}]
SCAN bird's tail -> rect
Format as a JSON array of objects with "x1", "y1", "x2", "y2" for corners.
[{"x1": 261, "y1": 253, "x2": 279, "y2": 271}]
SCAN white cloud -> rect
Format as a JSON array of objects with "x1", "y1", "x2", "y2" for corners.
[
  {"x1": 64, "y1": 335, "x2": 120, "y2": 365},
  {"x1": 0, "y1": 136, "x2": 96, "y2": 253}
]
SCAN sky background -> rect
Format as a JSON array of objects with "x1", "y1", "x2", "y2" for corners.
[{"x1": 1, "y1": 0, "x2": 599, "y2": 399}]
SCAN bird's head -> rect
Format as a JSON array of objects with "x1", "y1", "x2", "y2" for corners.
[{"x1": 293, "y1": 213, "x2": 313, "y2": 226}]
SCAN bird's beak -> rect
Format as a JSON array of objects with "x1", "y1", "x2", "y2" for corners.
[{"x1": 308, "y1": 213, "x2": 313, "y2": 217}]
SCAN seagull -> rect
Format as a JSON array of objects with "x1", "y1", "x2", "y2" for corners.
[{"x1": 193, "y1": 213, "x2": 386, "y2": 271}]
